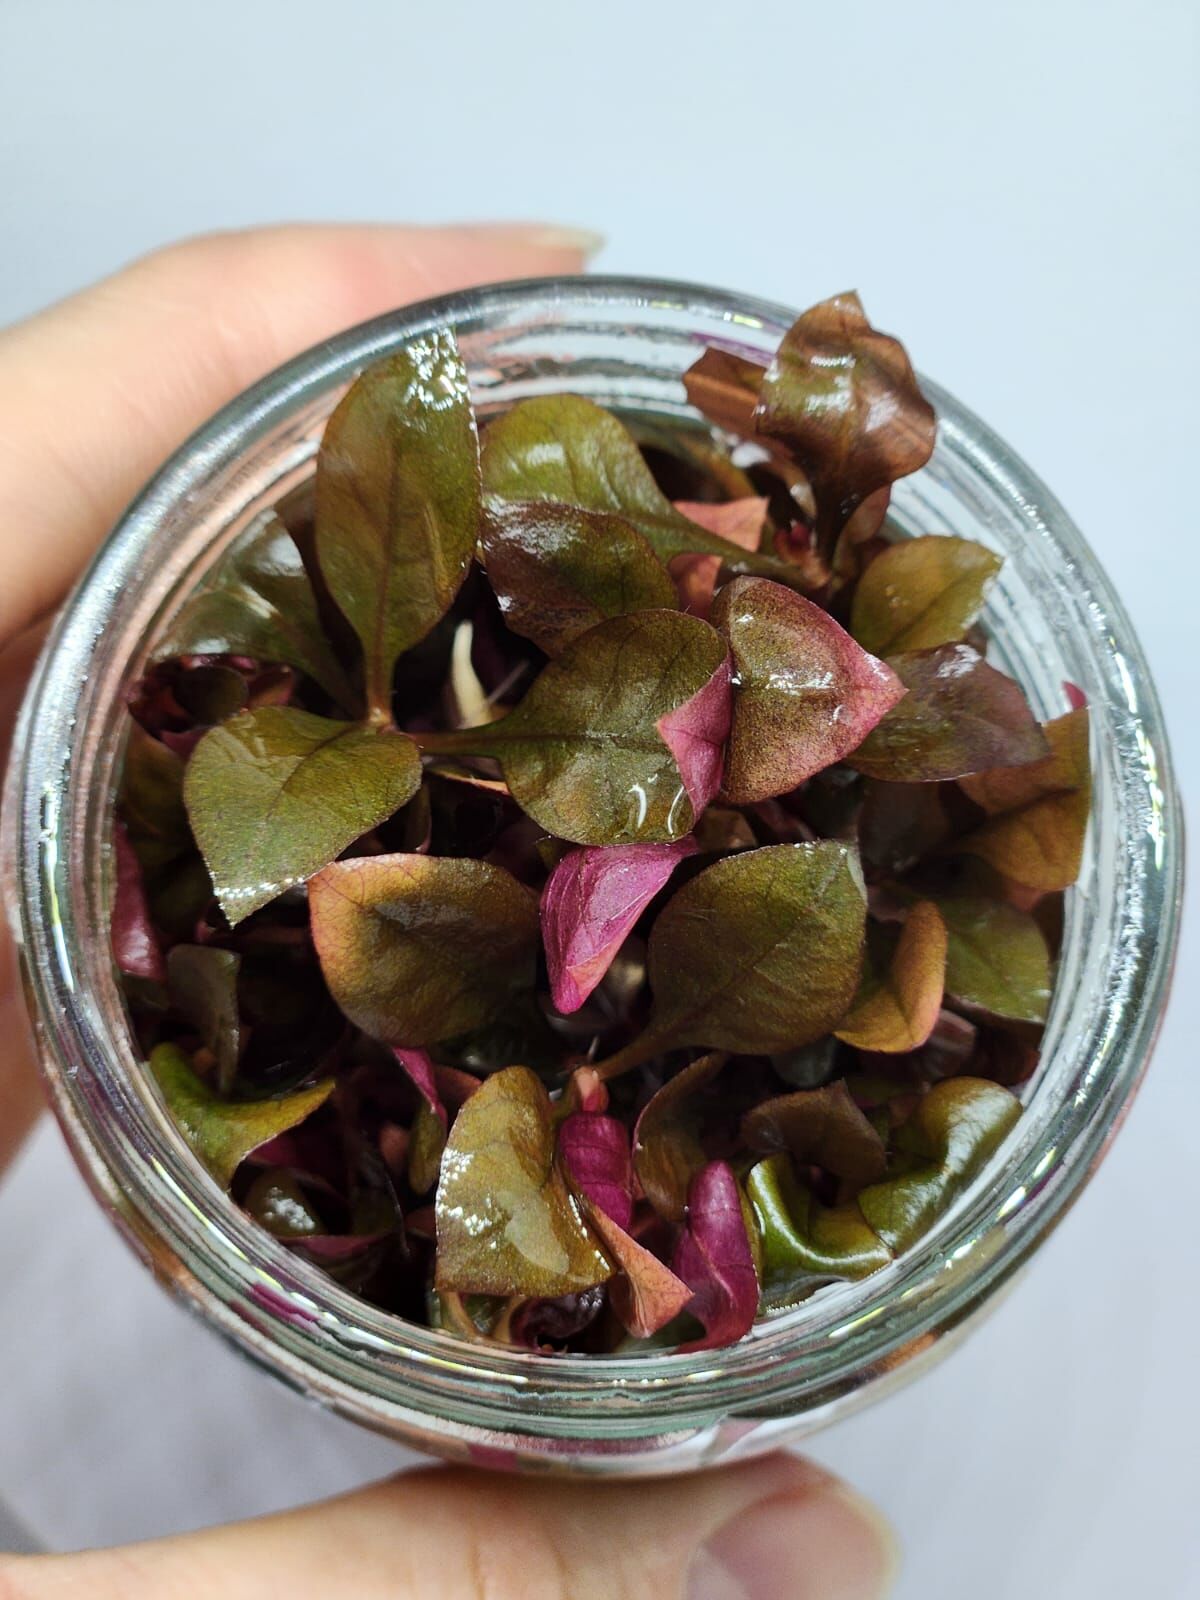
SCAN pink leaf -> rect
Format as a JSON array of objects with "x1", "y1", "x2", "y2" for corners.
[
  {"x1": 393, "y1": 1048, "x2": 447, "y2": 1131},
  {"x1": 671, "y1": 1161, "x2": 759, "y2": 1352},
  {"x1": 558, "y1": 1112, "x2": 634, "y2": 1231},
  {"x1": 671, "y1": 498, "x2": 768, "y2": 618},
  {"x1": 656, "y1": 656, "x2": 732, "y2": 820},
  {"x1": 542, "y1": 839, "x2": 698, "y2": 1013},
  {"x1": 585, "y1": 1207, "x2": 693, "y2": 1337},
  {"x1": 111, "y1": 821, "x2": 165, "y2": 982}
]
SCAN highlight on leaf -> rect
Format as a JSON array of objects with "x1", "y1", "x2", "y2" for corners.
[{"x1": 747, "y1": 1155, "x2": 891, "y2": 1307}]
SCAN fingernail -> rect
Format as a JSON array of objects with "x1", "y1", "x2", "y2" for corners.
[
  {"x1": 687, "y1": 1480, "x2": 899, "y2": 1600},
  {"x1": 458, "y1": 221, "x2": 606, "y2": 260}
]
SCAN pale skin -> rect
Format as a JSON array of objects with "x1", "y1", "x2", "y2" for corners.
[{"x1": 0, "y1": 224, "x2": 896, "y2": 1600}]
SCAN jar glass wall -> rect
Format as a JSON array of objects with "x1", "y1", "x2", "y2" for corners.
[{"x1": 1, "y1": 278, "x2": 1182, "y2": 1474}]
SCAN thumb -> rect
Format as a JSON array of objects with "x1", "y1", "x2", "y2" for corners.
[{"x1": 2, "y1": 1456, "x2": 898, "y2": 1600}]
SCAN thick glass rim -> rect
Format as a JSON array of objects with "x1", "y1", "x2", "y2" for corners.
[{"x1": 3, "y1": 276, "x2": 1182, "y2": 1453}]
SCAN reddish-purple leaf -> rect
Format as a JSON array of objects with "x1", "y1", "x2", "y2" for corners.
[
  {"x1": 542, "y1": 839, "x2": 698, "y2": 1013},
  {"x1": 558, "y1": 1111, "x2": 634, "y2": 1231},
  {"x1": 656, "y1": 654, "x2": 732, "y2": 818},
  {"x1": 112, "y1": 820, "x2": 165, "y2": 981},
  {"x1": 671, "y1": 1161, "x2": 760, "y2": 1352},
  {"x1": 393, "y1": 1048, "x2": 447, "y2": 1132}
]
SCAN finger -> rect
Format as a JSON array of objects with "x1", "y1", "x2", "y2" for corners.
[
  {"x1": 0, "y1": 221, "x2": 599, "y2": 1177},
  {"x1": 0, "y1": 220, "x2": 601, "y2": 648},
  {"x1": 2, "y1": 1455, "x2": 898, "y2": 1600}
]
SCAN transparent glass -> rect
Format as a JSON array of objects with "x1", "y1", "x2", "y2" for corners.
[{"x1": 1, "y1": 278, "x2": 1182, "y2": 1475}]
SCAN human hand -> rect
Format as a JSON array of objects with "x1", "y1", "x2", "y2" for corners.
[{"x1": 0, "y1": 225, "x2": 897, "y2": 1599}]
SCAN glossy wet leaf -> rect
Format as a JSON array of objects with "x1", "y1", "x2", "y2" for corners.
[
  {"x1": 315, "y1": 333, "x2": 481, "y2": 714},
  {"x1": 632, "y1": 1053, "x2": 724, "y2": 1222},
  {"x1": 741, "y1": 1081, "x2": 887, "y2": 1184},
  {"x1": 111, "y1": 821, "x2": 164, "y2": 982},
  {"x1": 835, "y1": 901, "x2": 948, "y2": 1052},
  {"x1": 848, "y1": 644, "x2": 1049, "y2": 781},
  {"x1": 938, "y1": 896, "x2": 1052, "y2": 1024},
  {"x1": 682, "y1": 347, "x2": 765, "y2": 436},
  {"x1": 756, "y1": 292, "x2": 936, "y2": 534},
  {"x1": 541, "y1": 838, "x2": 697, "y2": 1013},
  {"x1": 480, "y1": 501, "x2": 676, "y2": 656},
  {"x1": 711, "y1": 577, "x2": 905, "y2": 803},
  {"x1": 557, "y1": 1112, "x2": 634, "y2": 1231},
  {"x1": 148, "y1": 1042, "x2": 334, "y2": 1189},
  {"x1": 857, "y1": 1077, "x2": 1022, "y2": 1251},
  {"x1": 438, "y1": 611, "x2": 730, "y2": 845},
  {"x1": 184, "y1": 706, "x2": 422, "y2": 924},
  {"x1": 434, "y1": 1066, "x2": 611, "y2": 1297},
  {"x1": 309, "y1": 853, "x2": 539, "y2": 1046},
  {"x1": 159, "y1": 514, "x2": 351, "y2": 705},
  {"x1": 167, "y1": 944, "x2": 241, "y2": 1092},
  {"x1": 671, "y1": 1162, "x2": 759, "y2": 1352},
  {"x1": 956, "y1": 709, "x2": 1091, "y2": 891},
  {"x1": 747, "y1": 1155, "x2": 891, "y2": 1305},
  {"x1": 603, "y1": 844, "x2": 866, "y2": 1073},
  {"x1": 851, "y1": 536, "x2": 1002, "y2": 657}
]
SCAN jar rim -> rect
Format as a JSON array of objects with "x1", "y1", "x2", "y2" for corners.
[{"x1": 3, "y1": 275, "x2": 1183, "y2": 1454}]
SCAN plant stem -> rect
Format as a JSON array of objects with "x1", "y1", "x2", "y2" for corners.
[
  {"x1": 592, "y1": 1031, "x2": 663, "y2": 1082},
  {"x1": 409, "y1": 726, "x2": 495, "y2": 756}
]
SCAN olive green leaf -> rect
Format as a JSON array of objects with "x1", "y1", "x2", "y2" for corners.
[
  {"x1": 173, "y1": 664, "x2": 250, "y2": 725},
  {"x1": 938, "y1": 896, "x2": 1052, "y2": 1025},
  {"x1": 423, "y1": 611, "x2": 730, "y2": 846},
  {"x1": 166, "y1": 944, "x2": 241, "y2": 1093},
  {"x1": 315, "y1": 333, "x2": 481, "y2": 716},
  {"x1": 835, "y1": 901, "x2": 948, "y2": 1052},
  {"x1": 598, "y1": 843, "x2": 867, "y2": 1076},
  {"x1": 158, "y1": 514, "x2": 353, "y2": 707},
  {"x1": 119, "y1": 722, "x2": 191, "y2": 871},
  {"x1": 741, "y1": 1081, "x2": 887, "y2": 1185},
  {"x1": 850, "y1": 536, "x2": 1002, "y2": 657},
  {"x1": 756, "y1": 291, "x2": 936, "y2": 536},
  {"x1": 632, "y1": 1053, "x2": 725, "y2": 1222},
  {"x1": 434, "y1": 1066, "x2": 612, "y2": 1298},
  {"x1": 184, "y1": 706, "x2": 422, "y2": 924},
  {"x1": 857, "y1": 1077, "x2": 1022, "y2": 1251},
  {"x1": 148, "y1": 1042, "x2": 334, "y2": 1189},
  {"x1": 747, "y1": 1155, "x2": 891, "y2": 1306},
  {"x1": 309, "y1": 853, "x2": 539, "y2": 1047},
  {"x1": 711, "y1": 576, "x2": 905, "y2": 803},
  {"x1": 956, "y1": 709, "x2": 1091, "y2": 891},
  {"x1": 480, "y1": 500, "x2": 676, "y2": 656},
  {"x1": 848, "y1": 644, "x2": 1049, "y2": 781}
]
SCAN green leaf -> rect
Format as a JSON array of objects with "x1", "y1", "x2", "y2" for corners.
[
  {"x1": 835, "y1": 901, "x2": 948, "y2": 1052},
  {"x1": 857, "y1": 1077, "x2": 1022, "y2": 1251},
  {"x1": 741, "y1": 1081, "x2": 887, "y2": 1184},
  {"x1": 429, "y1": 610, "x2": 730, "y2": 845},
  {"x1": 148, "y1": 1042, "x2": 334, "y2": 1189},
  {"x1": 756, "y1": 291, "x2": 936, "y2": 536},
  {"x1": 119, "y1": 722, "x2": 190, "y2": 870},
  {"x1": 747, "y1": 1154, "x2": 891, "y2": 1306},
  {"x1": 711, "y1": 576, "x2": 905, "y2": 803},
  {"x1": 848, "y1": 644, "x2": 1050, "y2": 781},
  {"x1": 315, "y1": 333, "x2": 481, "y2": 715},
  {"x1": 956, "y1": 709, "x2": 1091, "y2": 891},
  {"x1": 480, "y1": 500, "x2": 676, "y2": 656},
  {"x1": 434, "y1": 1066, "x2": 612, "y2": 1298},
  {"x1": 309, "y1": 853, "x2": 539, "y2": 1047},
  {"x1": 599, "y1": 843, "x2": 867, "y2": 1075},
  {"x1": 938, "y1": 895, "x2": 1052, "y2": 1024},
  {"x1": 184, "y1": 706, "x2": 422, "y2": 924},
  {"x1": 157, "y1": 514, "x2": 353, "y2": 706},
  {"x1": 632, "y1": 1053, "x2": 725, "y2": 1222},
  {"x1": 850, "y1": 536, "x2": 1002, "y2": 656},
  {"x1": 166, "y1": 944, "x2": 241, "y2": 1093}
]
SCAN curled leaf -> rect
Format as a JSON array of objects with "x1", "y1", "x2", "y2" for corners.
[
  {"x1": 167, "y1": 944, "x2": 241, "y2": 1092},
  {"x1": 756, "y1": 292, "x2": 936, "y2": 535},
  {"x1": 857, "y1": 1077, "x2": 1022, "y2": 1251},
  {"x1": 740, "y1": 1081, "x2": 887, "y2": 1185},
  {"x1": 711, "y1": 576, "x2": 905, "y2": 803},
  {"x1": 671, "y1": 1162, "x2": 759, "y2": 1352},
  {"x1": 541, "y1": 839, "x2": 698, "y2": 1013},
  {"x1": 315, "y1": 332, "x2": 481, "y2": 714},
  {"x1": 184, "y1": 707, "x2": 422, "y2": 924},
  {"x1": 850, "y1": 536, "x2": 1002, "y2": 657},
  {"x1": 683, "y1": 346, "x2": 765, "y2": 436},
  {"x1": 938, "y1": 896, "x2": 1052, "y2": 1025},
  {"x1": 747, "y1": 1154, "x2": 891, "y2": 1305},
  {"x1": 848, "y1": 645, "x2": 1049, "y2": 781},
  {"x1": 583, "y1": 1207, "x2": 693, "y2": 1338},
  {"x1": 558, "y1": 1112, "x2": 634, "y2": 1231},
  {"x1": 481, "y1": 501, "x2": 676, "y2": 656},
  {"x1": 632, "y1": 1053, "x2": 724, "y2": 1222},
  {"x1": 434, "y1": 1066, "x2": 611, "y2": 1298},
  {"x1": 309, "y1": 853, "x2": 539, "y2": 1046},
  {"x1": 956, "y1": 709, "x2": 1091, "y2": 891},
  {"x1": 835, "y1": 901, "x2": 948, "y2": 1053},
  {"x1": 148, "y1": 1042, "x2": 334, "y2": 1189}
]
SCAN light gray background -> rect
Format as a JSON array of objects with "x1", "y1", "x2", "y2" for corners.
[{"x1": 1, "y1": 1, "x2": 1196, "y2": 1594}]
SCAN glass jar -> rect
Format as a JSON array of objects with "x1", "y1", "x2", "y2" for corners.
[{"x1": 1, "y1": 277, "x2": 1182, "y2": 1475}]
